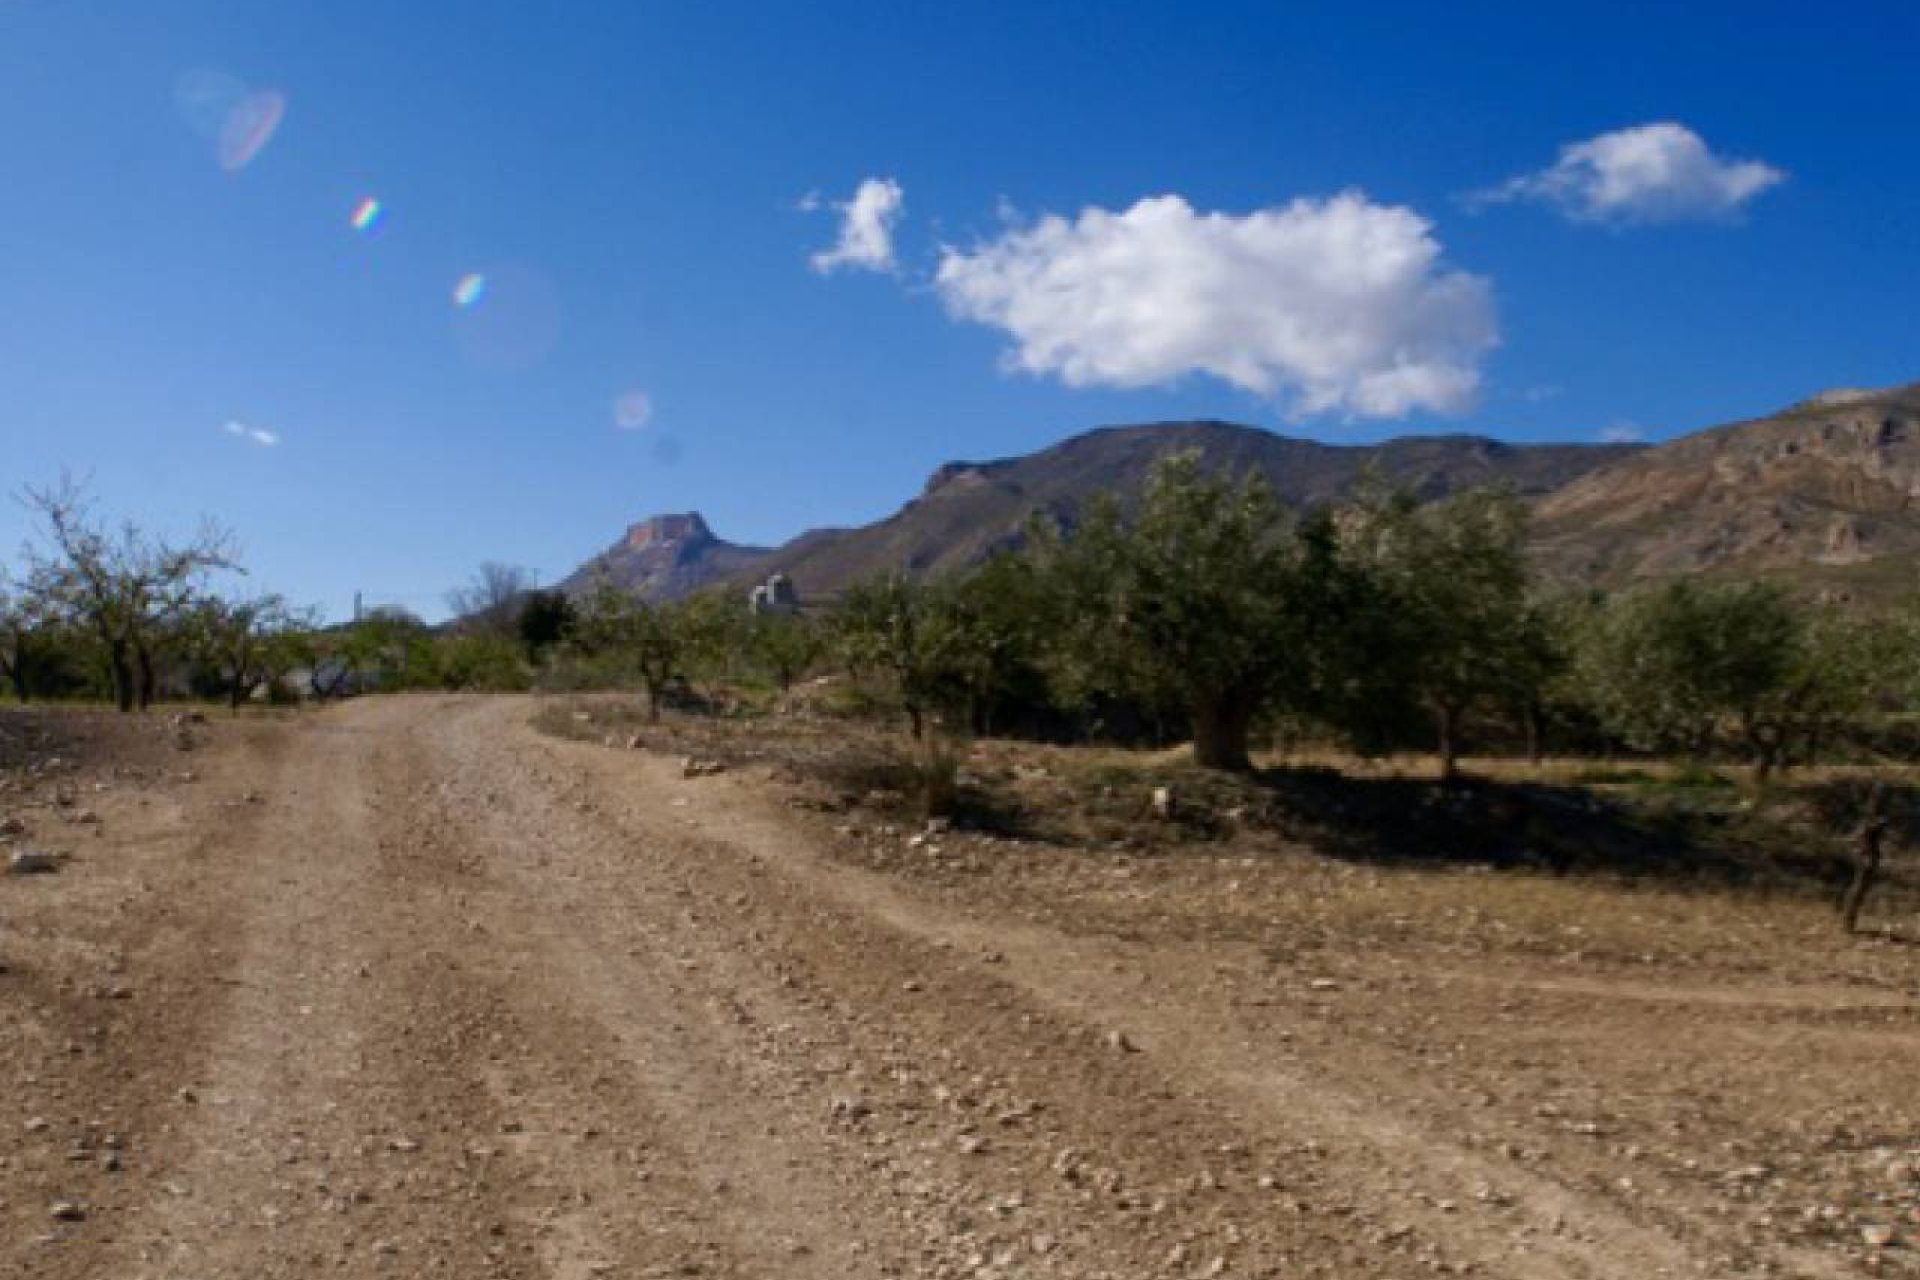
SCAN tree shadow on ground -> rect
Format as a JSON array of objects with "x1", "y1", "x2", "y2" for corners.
[{"x1": 1243, "y1": 765, "x2": 1892, "y2": 899}]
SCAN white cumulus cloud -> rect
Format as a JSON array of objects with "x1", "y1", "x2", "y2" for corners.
[
  {"x1": 809, "y1": 177, "x2": 905, "y2": 275},
  {"x1": 932, "y1": 191, "x2": 1497, "y2": 420},
  {"x1": 1474, "y1": 122, "x2": 1784, "y2": 225},
  {"x1": 224, "y1": 420, "x2": 279, "y2": 447}
]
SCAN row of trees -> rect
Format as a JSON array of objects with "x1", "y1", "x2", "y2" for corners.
[
  {"x1": 7, "y1": 460, "x2": 1909, "y2": 783},
  {"x1": 2, "y1": 480, "x2": 315, "y2": 709},
  {"x1": 809, "y1": 456, "x2": 1913, "y2": 779},
  {"x1": 827, "y1": 460, "x2": 1547, "y2": 775},
  {"x1": 441, "y1": 453, "x2": 1906, "y2": 781}
]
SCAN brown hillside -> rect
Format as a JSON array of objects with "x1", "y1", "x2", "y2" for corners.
[
  {"x1": 748, "y1": 421, "x2": 1635, "y2": 600},
  {"x1": 1531, "y1": 383, "x2": 1920, "y2": 591}
]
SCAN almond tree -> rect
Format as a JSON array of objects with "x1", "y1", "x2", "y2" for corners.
[
  {"x1": 572, "y1": 579, "x2": 681, "y2": 721},
  {"x1": 191, "y1": 594, "x2": 312, "y2": 709},
  {"x1": 0, "y1": 573, "x2": 64, "y2": 702},
  {"x1": 447, "y1": 562, "x2": 534, "y2": 637},
  {"x1": 21, "y1": 479, "x2": 236, "y2": 711}
]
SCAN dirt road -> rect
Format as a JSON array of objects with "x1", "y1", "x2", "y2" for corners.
[{"x1": 3, "y1": 697, "x2": 1914, "y2": 1278}]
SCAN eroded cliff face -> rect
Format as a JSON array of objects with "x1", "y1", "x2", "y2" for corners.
[
  {"x1": 1531, "y1": 384, "x2": 1920, "y2": 583},
  {"x1": 623, "y1": 513, "x2": 716, "y2": 555},
  {"x1": 562, "y1": 512, "x2": 773, "y2": 601}
]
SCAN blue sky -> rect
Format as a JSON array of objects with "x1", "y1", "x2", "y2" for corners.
[{"x1": 2, "y1": 1, "x2": 1916, "y2": 620}]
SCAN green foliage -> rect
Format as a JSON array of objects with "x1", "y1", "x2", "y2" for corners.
[
  {"x1": 675, "y1": 589, "x2": 750, "y2": 688},
  {"x1": 1577, "y1": 582, "x2": 1775, "y2": 754},
  {"x1": 1335, "y1": 485, "x2": 1541, "y2": 776},
  {"x1": 516, "y1": 590, "x2": 575, "y2": 662},
  {"x1": 1034, "y1": 452, "x2": 1297, "y2": 769},
  {"x1": 1570, "y1": 580, "x2": 1898, "y2": 780},
  {"x1": 832, "y1": 573, "x2": 948, "y2": 737},
  {"x1": 435, "y1": 632, "x2": 531, "y2": 692},
  {"x1": 566, "y1": 579, "x2": 685, "y2": 719},
  {"x1": 22, "y1": 477, "x2": 237, "y2": 711},
  {"x1": 188, "y1": 594, "x2": 314, "y2": 708},
  {"x1": 747, "y1": 612, "x2": 825, "y2": 693}
]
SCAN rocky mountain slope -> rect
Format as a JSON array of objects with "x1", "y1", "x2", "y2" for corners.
[
  {"x1": 1531, "y1": 383, "x2": 1920, "y2": 590},
  {"x1": 561, "y1": 384, "x2": 1920, "y2": 605},
  {"x1": 752, "y1": 422, "x2": 1635, "y2": 597},
  {"x1": 563, "y1": 422, "x2": 1638, "y2": 602},
  {"x1": 558, "y1": 513, "x2": 772, "y2": 600}
]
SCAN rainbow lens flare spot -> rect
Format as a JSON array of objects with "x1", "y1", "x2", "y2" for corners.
[
  {"x1": 350, "y1": 197, "x2": 384, "y2": 233},
  {"x1": 452, "y1": 273, "x2": 487, "y2": 307}
]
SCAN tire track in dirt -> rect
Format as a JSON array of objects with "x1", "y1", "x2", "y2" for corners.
[
  {"x1": 511, "y1": 698, "x2": 1725, "y2": 1280},
  {"x1": 418, "y1": 699, "x2": 1421, "y2": 1278},
  {"x1": 15, "y1": 695, "x2": 1894, "y2": 1279}
]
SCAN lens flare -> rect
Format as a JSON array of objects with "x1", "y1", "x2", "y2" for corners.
[
  {"x1": 452, "y1": 273, "x2": 487, "y2": 307},
  {"x1": 217, "y1": 90, "x2": 286, "y2": 172},
  {"x1": 450, "y1": 264, "x2": 560, "y2": 372},
  {"x1": 613, "y1": 390, "x2": 653, "y2": 430},
  {"x1": 174, "y1": 69, "x2": 245, "y2": 139},
  {"x1": 350, "y1": 197, "x2": 384, "y2": 233}
]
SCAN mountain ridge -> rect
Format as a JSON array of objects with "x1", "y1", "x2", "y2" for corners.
[
  {"x1": 558, "y1": 383, "x2": 1920, "y2": 606},
  {"x1": 1531, "y1": 381, "x2": 1920, "y2": 591},
  {"x1": 560, "y1": 419, "x2": 1642, "y2": 603}
]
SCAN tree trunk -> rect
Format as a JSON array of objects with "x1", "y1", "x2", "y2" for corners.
[
  {"x1": 905, "y1": 702, "x2": 925, "y2": 742},
  {"x1": 110, "y1": 647, "x2": 135, "y2": 713},
  {"x1": 1191, "y1": 695, "x2": 1253, "y2": 772},
  {"x1": 1435, "y1": 701, "x2": 1462, "y2": 784},
  {"x1": 136, "y1": 645, "x2": 157, "y2": 711},
  {"x1": 642, "y1": 680, "x2": 661, "y2": 723},
  {"x1": 1841, "y1": 782, "x2": 1890, "y2": 934},
  {"x1": 1523, "y1": 704, "x2": 1544, "y2": 767}
]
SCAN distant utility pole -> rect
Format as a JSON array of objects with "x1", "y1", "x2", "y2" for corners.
[{"x1": 353, "y1": 591, "x2": 363, "y2": 623}]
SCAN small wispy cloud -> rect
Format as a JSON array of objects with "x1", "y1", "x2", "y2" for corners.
[
  {"x1": 809, "y1": 177, "x2": 905, "y2": 275},
  {"x1": 224, "y1": 420, "x2": 280, "y2": 447},
  {"x1": 1469, "y1": 122, "x2": 1784, "y2": 226},
  {"x1": 1518, "y1": 383, "x2": 1563, "y2": 404},
  {"x1": 1600, "y1": 421, "x2": 1646, "y2": 444}
]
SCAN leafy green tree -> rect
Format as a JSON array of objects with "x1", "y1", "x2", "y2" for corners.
[
  {"x1": 1035, "y1": 452, "x2": 1297, "y2": 770},
  {"x1": 0, "y1": 577, "x2": 67, "y2": 702},
  {"x1": 1571, "y1": 580, "x2": 1879, "y2": 781},
  {"x1": 748, "y1": 612, "x2": 825, "y2": 694},
  {"x1": 435, "y1": 633, "x2": 530, "y2": 691},
  {"x1": 516, "y1": 590, "x2": 575, "y2": 663},
  {"x1": 675, "y1": 589, "x2": 750, "y2": 692},
  {"x1": 925, "y1": 553, "x2": 1053, "y2": 736},
  {"x1": 571, "y1": 580, "x2": 682, "y2": 720},
  {"x1": 833, "y1": 573, "x2": 949, "y2": 739},
  {"x1": 1339, "y1": 487, "x2": 1539, "y2": 780},
  {"x1": 310, "y1": 608, "x2": 437, "y2": 695},
  {"x1": 1738, "y1": 604, "x2": 1893, "y2": 782}
]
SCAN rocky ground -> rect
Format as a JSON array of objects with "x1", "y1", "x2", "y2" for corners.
[{"x1": 2, "y1": 695, "x2": 1916, "y2": 1278}]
